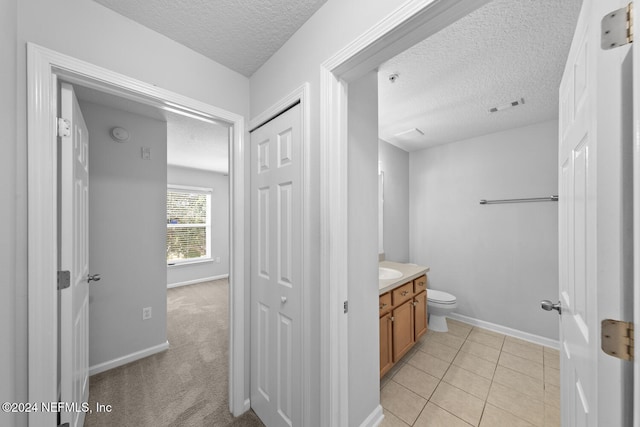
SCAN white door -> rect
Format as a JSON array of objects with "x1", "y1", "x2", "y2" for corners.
[
  {"x1": 59, "y1": 82, "x2": 90, "y2": 427},
  {"x1": 558, "y1": 0, "x2": 634, "y2": 426},
  {"x1": 250, "y1": 104, "x2": 303, "y2": 427}
]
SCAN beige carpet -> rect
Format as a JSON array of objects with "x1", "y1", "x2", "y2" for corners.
[{"x1": 85, "y1": 279, "x2": 264, "y2": 427}]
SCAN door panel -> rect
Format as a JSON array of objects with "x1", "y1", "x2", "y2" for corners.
[
  {"x1": 379, "y1": 313, "x2": 392, "y2": 377},
  {"x1": 59, "y1": 82, "x2": 90, "y2": 427},
  {"x1": 413, "y1": 291, "x2": 427, "y2": 340},
  {"x1": 251, "y1": 104, "x2": 302, "y2": 427},
  {"x1": 559, "y1": 4, "x2": 595, "y2": 423},
  {"x1": 392, "y1": 299, "x2": 414, "y2": 362}
]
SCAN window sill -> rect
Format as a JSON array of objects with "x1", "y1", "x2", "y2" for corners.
[{"x1": 167, "y1": 258, "x2": 213, "y2": 268}]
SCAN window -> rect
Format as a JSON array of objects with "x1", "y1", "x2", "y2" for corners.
[{"x1": 166, "y1": 185, "x2": 212, "y2": 264}]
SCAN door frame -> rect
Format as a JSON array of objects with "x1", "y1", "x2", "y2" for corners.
[
  {"x1": 634, "y1": 3, "x2": 640, "y2": 425},
  {"x1": 319, "y1": 1, "x2": 489, "y2": 424},
  {"x1": 26, "y1": 43, "x2": 247, "y2": 425},
  {"x1": 320, "y1": 0, "x2": 635, "y2": 425}
]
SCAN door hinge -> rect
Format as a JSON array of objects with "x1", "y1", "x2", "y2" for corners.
[
  {"x1": 601, "y1": 319, "x2": 634, "y2": 361},
  {"x1": 57, "y1": 117, "x2": 71, "y2": 138},
  {"x1": 58, "y1": 270, "x2": 71, "y2": 290},
  {"x1": 602, "y1": 2, "x2": 634, "y2": 50},
  {"x1": 343, "y1": 300, "x2": 348, "y2": 314}
]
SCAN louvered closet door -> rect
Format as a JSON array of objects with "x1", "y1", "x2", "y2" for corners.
[{"x1": 250, "y1": 104, "x2": 302, "y2": 427}]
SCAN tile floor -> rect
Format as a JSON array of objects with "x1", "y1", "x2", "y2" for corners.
[{"x1": 380, "y1": 319, "x2": 560, "y2": 427}]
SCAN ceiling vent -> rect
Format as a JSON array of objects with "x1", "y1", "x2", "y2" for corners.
[{"x1": 488, "y1": 98, "x2": 525, "y2": 113}]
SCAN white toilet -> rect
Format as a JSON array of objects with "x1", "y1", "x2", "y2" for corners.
[{"x1": 427, "y1": 289, "x2": 457, "y2": 332}]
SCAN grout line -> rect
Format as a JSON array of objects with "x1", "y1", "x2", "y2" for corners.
[
  {"x1": 478, "y1": 330, "x2": 505, "y2": 426},
  {"x1": 383, "y1": 325, "x2": 559, "y2": 426}
]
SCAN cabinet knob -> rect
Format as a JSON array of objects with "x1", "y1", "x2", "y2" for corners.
[
  {"x1": 390, "y1": 316, "x2": 395, "y2": 322},
  {"x1": 413, "y1": 301, "x2": 418, "y2": 306},
  {"x1": 401, "y1": 290, "x2": 409, "y2": 296},
  {"x1": 379, "y1": 303, "x2": 388, "y2": 309}
]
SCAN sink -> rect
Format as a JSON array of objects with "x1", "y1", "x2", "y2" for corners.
[{"x1": 379, "y1": 267, "x2": 403, "y2": 280}]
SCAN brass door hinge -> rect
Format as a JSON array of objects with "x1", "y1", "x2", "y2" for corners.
[
  {"x1": 602, "y1": 2, "x2": 634, "y2": 50},
  {"x1": 601, "y1": 319, "x2": 634, "y2": 361}
]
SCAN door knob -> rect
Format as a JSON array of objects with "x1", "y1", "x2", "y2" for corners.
[
  {"x1": 87, "y1": 274, "x2": 101, "y2": 283},
  {"x1": 540, "y1": 300, "x2": 562, "y2": 314}
]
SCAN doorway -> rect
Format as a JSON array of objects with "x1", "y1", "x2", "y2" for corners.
[
  {"x1": 320, "y1": 0, "x2": 635, "y2": 425},
  {"x1": 26, "y1": 44, "x2": 248, "y2": 426},
  {"x1": 59, "y1": 82, "x2": 241, "y2": 424}
]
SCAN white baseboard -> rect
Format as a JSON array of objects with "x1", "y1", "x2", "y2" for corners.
[
  {"x1": 243, "y1": 398, "x2": 251, "y2": 412},
  {"x1": 89, "y1": 341, "x2": 170, "y2": 376},
  {"x1": 448, "y1": 313, "x2": 560, "y2": 350},
  {"x1": 167, "y1": 274, "x2": 229, "y2": 289},
  {"x1": 360, "y1": 404, "x2": 384, "y2": 427}
]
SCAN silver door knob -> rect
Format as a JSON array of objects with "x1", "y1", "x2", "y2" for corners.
[
  {"x1": 540, "y1": 300, "x2": 562, "y2": 314},
  {"x1": 87, "y1": 274, "x2": 101, "y2": 283},
  {"x1": 281, "y1": 296, "x2": 287, "y2": 304}
]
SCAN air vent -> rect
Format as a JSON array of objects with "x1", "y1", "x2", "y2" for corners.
[{"x1": 489, "y1": 98, "x2": 525, "y2": 113}]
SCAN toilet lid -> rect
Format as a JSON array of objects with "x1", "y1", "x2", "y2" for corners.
[{"x1": 427, "y1": 289, "x2": 456, "y2": 304}]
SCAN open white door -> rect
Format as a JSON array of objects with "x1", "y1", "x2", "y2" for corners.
[
  {"x1": 250, "y1": 104, "x2": 303, "y2": 427},
  {"x1": 557, "y1": 0, "x2": 634, "y2": 426},
  {"x1": 634, "y1": 2, "x2": 640, "y2": 425},
  {"x1": 59, "y1": 82, "x2": 90, "y2": 427}
]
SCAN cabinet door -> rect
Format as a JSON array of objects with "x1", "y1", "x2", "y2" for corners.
[
  {"x1": 379, "y1": 313, "x2": 393, "y2": 377},
  {"x1": 413, "y1": 291, "x2": 427, "y2": 340},
  {"x1": 392, "y1": 299, "x2": 415, "y2": 362}
]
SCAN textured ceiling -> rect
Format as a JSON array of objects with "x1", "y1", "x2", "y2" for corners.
[
  {"x1": 75, "y1": 85, "x2": 229, "y2": 173},
  {"x1": 378, "y1": 0, "x2": 583, "y2": 152},
  {"x1": 93, "y1": 0, "x2": 327, "y2": 76},
  {"x1": 167, "y1": 114, "x2": 230, "y2": 174}
]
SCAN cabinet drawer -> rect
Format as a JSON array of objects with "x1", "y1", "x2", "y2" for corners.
[
  {"x1": 379, "y1": 293, "x2": 391, "y2": 315},
  {"x1": 413, "y1": 275, "x2": 427, "y2": 293},
  {"x1": 392, "y1": 282, "x2": 413, "y2": 306}
]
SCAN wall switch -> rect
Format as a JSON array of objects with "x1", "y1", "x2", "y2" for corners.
[
  {"x1": 141, "y1": 147, "x2": 151, "y2": 160},
  {"x1": 142, "y1": 307, "x2": 152, "y2": 320}
]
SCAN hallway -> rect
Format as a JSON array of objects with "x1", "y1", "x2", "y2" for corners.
[{"x1": 85, "y1": 279, "x2": 263, "y2": 426}]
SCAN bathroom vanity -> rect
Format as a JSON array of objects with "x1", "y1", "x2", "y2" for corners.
[{"x1": 378, "y1": 261, "x2": 429, "y2": 377}]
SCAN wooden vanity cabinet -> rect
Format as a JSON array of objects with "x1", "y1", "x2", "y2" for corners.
[{"x1": 379, "y1": 274, "x2": 428, "y2": 377}]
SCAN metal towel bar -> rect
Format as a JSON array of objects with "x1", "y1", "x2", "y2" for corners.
[{"x1": 479, "y1": 195, "x2": 559, "y2": 205}]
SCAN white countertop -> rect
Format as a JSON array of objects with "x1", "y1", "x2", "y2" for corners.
[{"x1": 379, "y1": 260, "x2": 429, "y2": 295}]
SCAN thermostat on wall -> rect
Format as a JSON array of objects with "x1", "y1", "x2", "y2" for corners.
[{"x1": 110, "y1": 127, "x2": 130, "y2": 142}]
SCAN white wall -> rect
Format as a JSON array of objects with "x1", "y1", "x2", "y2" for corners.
[
  {"x1": 0, "y1": 1, "x2": 17, "y2": 426},
  {"x1": 379, "y1": 139, "x2": 410, "y2": 263},
  {"x1": 167, "y1": 165, "x2": 229, "y2": 286},
  {"x1": 409, "y1": 120, "x2": 559, "y2": 339},
  {"x1": 347, "y1": 72, "x2": 380, "y2": 426},
  {"x1": 10, "y1": 1, "x2": 249, "y2": 421},
  {"x1": 81, "y1": 101, "x2": 168, "y2": 368}
]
